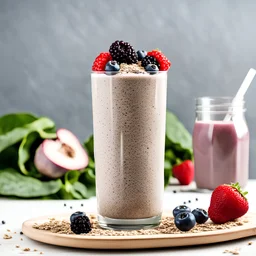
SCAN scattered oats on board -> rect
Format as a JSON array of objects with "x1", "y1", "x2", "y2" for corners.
[{"x1": 33, "y1": 216, "x2": 248, "y2": 236}]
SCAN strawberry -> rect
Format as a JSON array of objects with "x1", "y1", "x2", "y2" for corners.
[
  {"x1": 92, "y1": 52, "x2": 112, "y2": 71},
  {"x1": 147, "y1": 50, "x2": 171, "y2": 71},
  {"x1": 172, "y1": 160, "x2": 194, "y2": 185},
  {"x1": 208, "y1": 183, "x2": 249, "y2": 224}
]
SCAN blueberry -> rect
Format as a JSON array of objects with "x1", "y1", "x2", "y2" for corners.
[
  {"x1": 105, "y1": 60, "x2": 120, "y2": 74},
  {"x1": 70, "y1": 211, "x2": 85, "y2": 223},
  {"x1": 192, "y1": 208, "x2": 209, "y2": 224},
  {"x1": 173, "y1": 205, "x2": 191, "y2": 217},
  {"x1": 145, "y1": 64, "x2": 159, "y2": 74},
  {"x1": 175, "y1": 212, "x2": 196, "y2": 231},
  {"x1": 137, "y1": 50, "x2": 147, "y2": 61}
]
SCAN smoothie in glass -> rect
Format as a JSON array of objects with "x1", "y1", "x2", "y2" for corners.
[{"x1": 91, "y1": 40, "x2": 170, "y2": 229}]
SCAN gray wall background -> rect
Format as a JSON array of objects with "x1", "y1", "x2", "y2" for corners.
[{"x1": 0, "y1": 0, "x2": 256, "y2": 178}]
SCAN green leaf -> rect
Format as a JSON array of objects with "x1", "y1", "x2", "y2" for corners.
[
  {"x1": 73, "y1": 182, "x2": 87, "y2": 198},
  {"x1": 166, "y1": 110, "x2": 192, "y2": 152},
  {"x1": 0, "y1": 145, "x2": 19, "y2": 169},
  {"x1": 18, "y1": 132, "x2": 41, "y2": 176},
  {"x1": 0, "y1": 113, "x2": 37, "y2": 135},
  {"x1": 79, "y1": 169, "x2": 96, "y2": 198},
  {"x1": 165, "y1": 149, "x2": 176, "y2": 165},
  {"x1": 0, "y1": 169, "x2": 62, "y2": 197},
  {"x1": 81, "y1": 168, "x2": 96, "y2": 185},
  {"x1": 84, "y1": 135, "x2": 94, "y2": 160},
  {"x1": 57, "y1": 187, "x2": 75, "y2": 200},
  {"x1": 0, "y1": 117, "x2": 56, "y2": 153},
  {"x1": 65, "y1": 170, "x2": 81, "y2": 184}
]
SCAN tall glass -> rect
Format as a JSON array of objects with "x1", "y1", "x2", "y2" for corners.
[
  {"x1": 193, "y1": 97, "x2": 249, "y2": 190},
  {"x1": 91, "y1": 71, "x2": 167, "y2": 230}
]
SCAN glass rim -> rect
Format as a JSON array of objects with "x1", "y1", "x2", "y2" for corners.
[
  {"x1": 91, "y1": 71, "x2": 168, "y2": 74},
  {"x1": 195, "y1": 96, "x2": 244, "y2": 101},
  {"x1": 195, "y1": 96, "x2": 245, "y2": 107},
  {"x1": 195, "y1": 109, "x2": 247, "y2": 114}
]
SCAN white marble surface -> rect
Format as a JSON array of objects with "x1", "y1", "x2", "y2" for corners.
[{"x1": 1, "y1": 181, "x2": 256, "y2": 256}]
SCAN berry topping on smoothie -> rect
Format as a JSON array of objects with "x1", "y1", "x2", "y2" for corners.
[
  {"x1": 109, "y1": 40, "x2": 138, "y2": 64},
  {"x1": 147, "y1": 50, "x2": 171, "y2": 71},
  {"x1": 92, "y1": 52, "x2": 112, "y2": 71},
  {"x1": 137, "y1": 50, "x2": 147, "y2": 61},
  {"x1": 92, "y1": 40, "x2": 171, "y2": 74},
  {"x1": 145, "y1": 63, "x2": 159, "y2": 74},
  {"x1": 141, "y1": 55, "x2": 160, "y2": 69},
  {"x1": 105, "y1": 60, "x2": 120, "y2": 74}
]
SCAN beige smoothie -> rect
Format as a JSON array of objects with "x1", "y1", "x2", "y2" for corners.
[{"x1": 91, "y1": 72, "x2": 167, "y2": 219}]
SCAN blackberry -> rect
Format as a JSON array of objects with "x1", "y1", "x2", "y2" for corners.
[
  {"x1": 109, "y1": 40, "x2": 138, "y2": 64},
  {"x1": 141, "y1": 56, "x2": 160, "y2": 69},
  {"x1": 70, "y1": 212, "x2": 91, "y2": 234}
]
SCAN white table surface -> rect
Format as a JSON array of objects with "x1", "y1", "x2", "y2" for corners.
[{"x1": 1, "y1": 180, "x2": 256, "y2": 256}]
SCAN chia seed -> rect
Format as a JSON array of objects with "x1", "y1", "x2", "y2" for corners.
[{"x1": 2, "y1": 220, "x2": 5, "y2": 224}]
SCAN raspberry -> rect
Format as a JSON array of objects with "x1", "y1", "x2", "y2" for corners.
[
  {"x1": 147, "y1": 50, "x2": 171, "y2": 71},
  {"x1": 109, "y1": 40, "x2": 138, "y2": 64},
  {"x1": 92, "y1": 52, "x2": 112, "y2": 71}
]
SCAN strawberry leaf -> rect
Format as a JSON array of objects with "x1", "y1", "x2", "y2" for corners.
[{"x1": 230, "y1": 182, "x2": 248, "y2": 199}]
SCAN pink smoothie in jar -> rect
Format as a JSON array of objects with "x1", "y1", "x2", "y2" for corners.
[{"x1": 193, "y1": 97, "x2": 249, "y2": 190}]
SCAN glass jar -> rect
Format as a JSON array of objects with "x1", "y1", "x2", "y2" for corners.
[{"x1": 193, "y1": 97, "x2": 249, "y2": 190}]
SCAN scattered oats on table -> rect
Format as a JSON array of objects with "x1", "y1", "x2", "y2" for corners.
[
  {"x1": 223, "y1": 248, "x2": 240, "y2": 255},
  {"x1": 248, "y1": 241, "x2": 253, "y2": 245},
  {"x1": 3, "y1": 234, "x2": 12, "y2": 239},
  {"x1": 23, "y1": 248, "x2": 30, "y2": 251},
  {"x1": 15, "y1": 245, "x2": 20, "y2": 248}
]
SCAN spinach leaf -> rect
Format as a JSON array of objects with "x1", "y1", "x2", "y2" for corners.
[
  {"x1": 84, "y1": 135, "x2": 94, "y2": 159},
  {"x1": 72, "y1": 182, "x2": 88, "y2": 198},
  {"x1": 0, "y1": 145, "x2": 19, "y2": 170},
  {"x1": 79, "y1": 168, "x2": 96, "y2": 198},
  {"x1": 0, "y1": 117, "x2": 56, "y2": 153},
  {"x1": 0, "y1": 113, "x2": 37, "y2": 135},
  {"x1": 18, "y1": 132, "x2": 41, "y2": 176},
  {"x1": 58, "y1": 170, "x2": 89, "y2": 199},
  {"x1": 166, "y1": 110, "x2": 192, "y2": 152},
  {"x1": 0, "y1": 169, "x2": 62, "y2": 197}
]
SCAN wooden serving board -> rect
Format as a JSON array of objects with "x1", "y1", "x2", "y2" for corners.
[{"x1": 22, "y1": 212, "x2": 256, "y2": 250}]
